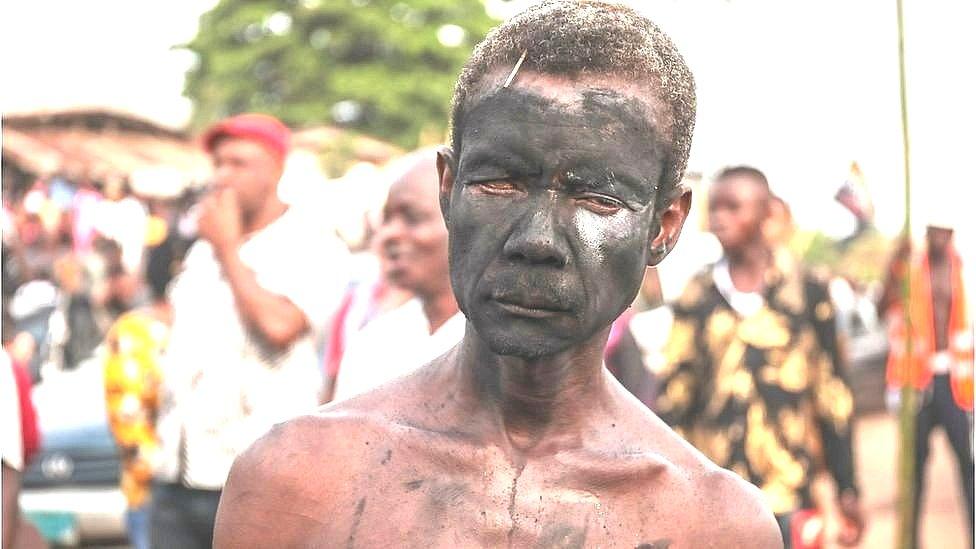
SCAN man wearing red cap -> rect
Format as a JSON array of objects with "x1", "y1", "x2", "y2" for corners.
[{"x1": 150, "y1": 113, "x2": 348, "y2": 548}]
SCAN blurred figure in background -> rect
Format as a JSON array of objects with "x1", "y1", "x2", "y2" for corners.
[
  {"x1": 331, "y1": 148, "x2": 462, "y2": 402},
  {"x1": 320, "y1": 164, "x2": 414, "y2": 403},
  {"x1": 68, "y1": 177, "x2": 102, "y2": 260},
  {"x1": 320, "y1": 243, "x2": 412, "y2": 403},
  {"x1": 102, "y1": 248, "x2": 176, "y2": 549},
  {"x1": 655, "y1": 166, "x2": 864, "y2": 548},
  {"x1": 2, "y1": 348, "x2": 26, "y2": 549},
  {"x1": 603, "y1": 310, "x2": 654, "y2": 408},
  {"x1": 2, "y1": 313, "x2": 41, "y2": 477},
  {"x1": 2, "y1": 346, "x2": 46, "y2": 549},
  {"x1": 93, "y1": 176, "x2": 148, "y2": 275},
  {"x1": 103, "y1": 312, "x2": 166, "y2": 549},
  {"x1": 879, "y1": 222, "x2": 974, "y2": 547},
  {"x1": 627, "y1": 267, "x2": 673, "y2": 407},
  {"x1": 151, "y1": 113, "x2": 347, "y2": 549}
]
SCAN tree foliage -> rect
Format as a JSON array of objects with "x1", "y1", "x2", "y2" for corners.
[
  {"x1": 183, "y1": 0, "x2": 498, "y2": 148},
  {"x1": 791, "y1": 227, "x2": 893, "y2": 287}
]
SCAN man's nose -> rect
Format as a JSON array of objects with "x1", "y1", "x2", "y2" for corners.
[
  {"x1": 213, "y1": 163, "x2": 234, "y2": 185},
  {"x1": 708, "y1": 209, "x2": 727, "y2": 227},
  {"x1": 503, "y1": 195, "x2": 569, "y2": 268},
  {"x1": 376, "y1": 217, "x2": 405, "y2": 248}
]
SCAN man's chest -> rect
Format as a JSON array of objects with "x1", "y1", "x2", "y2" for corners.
[
  {"x1": 318, "y1": 456, "x2": 690, "y2": 548},
  {"x1": 929, "y1": 264, "x2": 953, "y2": 312}
]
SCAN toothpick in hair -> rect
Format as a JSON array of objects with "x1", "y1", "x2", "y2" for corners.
[{"x1": 503, "y1": 50, "x2": 528, "y2": 88}]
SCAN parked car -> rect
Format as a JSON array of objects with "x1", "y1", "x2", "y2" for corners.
[{"x1": 20, "y1": 361, "x2": 127, "y2": 546}]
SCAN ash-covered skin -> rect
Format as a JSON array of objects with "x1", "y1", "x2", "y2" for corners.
[
  {"x1": 212, "y1": 5, "x2": 784, "y2": 548},
  {"x1": 443, "y1": 86, "x2": 666, "y2": 358}
]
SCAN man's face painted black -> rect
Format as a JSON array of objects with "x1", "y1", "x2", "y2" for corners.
[{"x1": 444, "y1": 77, "x2": 669, "y2": 358}]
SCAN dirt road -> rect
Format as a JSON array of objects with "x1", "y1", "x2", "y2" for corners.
[{"x1": 817, "y1": 412, "x2": 971, "y2": 548}]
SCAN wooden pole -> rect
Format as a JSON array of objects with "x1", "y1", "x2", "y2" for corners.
[{"x1": 895, "y1": 0, "x2": 917, "y2": 546}]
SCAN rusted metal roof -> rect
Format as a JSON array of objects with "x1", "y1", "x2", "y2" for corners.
[
  {"x1": 2, "y1": 108, "x2": 209, "y2": 195},
  {"x1": 2, "y1": 108, "x2": 404, "y2": 195}
]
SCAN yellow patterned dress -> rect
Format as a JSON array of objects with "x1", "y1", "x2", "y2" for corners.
[
  {"x1": 654, "y1": 260, "x2": 857, "y2": 516},
  {"x1": 103, "y1": 311, "x2": 168, "y2": 508}
]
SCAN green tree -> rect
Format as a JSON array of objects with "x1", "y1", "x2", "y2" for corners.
[{"x1": 183, "y1": 0, "x2": 498, "y2": 148}]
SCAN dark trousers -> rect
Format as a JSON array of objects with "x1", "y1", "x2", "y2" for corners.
[
  {"x1": 912, "y1": 374, "x2": 975, "y2": 548},
  {"x1": 150, "y1": 482, "x2": 222, "y2": 549},
  {"x1": 774, "y1": 513, "x2": 793, "y2": 549}
]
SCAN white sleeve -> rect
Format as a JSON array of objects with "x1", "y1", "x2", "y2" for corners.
[
  {"x1": 256, "y1": 224, "x2": 351, "y2": 335},
  {"x1": 0, "y1": 352, "x2": 24, "y2": 472}
]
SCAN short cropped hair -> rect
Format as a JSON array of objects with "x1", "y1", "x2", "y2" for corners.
[
  {"x1": 714, "y1": 165, "x2": 771, "y2": 196},
  {"x1": 449, "y1": 0, "x2": 696, "y2": 200}
]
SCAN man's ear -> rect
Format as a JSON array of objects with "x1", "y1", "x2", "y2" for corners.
[
  {"x1": 436, "y1": 146, "x2": 457, "y2": 224},
  {"x1": 648, "y1": 186, "x2": 692, "y2": 266}
]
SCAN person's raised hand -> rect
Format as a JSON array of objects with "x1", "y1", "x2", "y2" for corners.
[{"x1": 197, "y1": 186, "x2": 243, "y2": 255}]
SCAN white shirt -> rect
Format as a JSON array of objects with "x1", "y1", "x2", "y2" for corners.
[
  {"x1": 630, "y1": 306, "x2": 674, "y2": 376},
  {"x1": 155, "y1": 206, "x2": 349, "y2": 489},
  {"x1": 333, "y1": 299, "x2": 465, "y2": 402},
  {"x1": 94, "y1": 196, "x2": 148, "y2": 272},
  {"x1": 712, "y1": 259, "x2": 764, "y2": 317}
]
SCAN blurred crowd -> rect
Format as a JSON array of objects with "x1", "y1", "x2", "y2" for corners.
[
  {"x1": 2, "y1": 111, "x2": 972, "y2": 549},
  {"x1": 2, "y1": 171, "x2": 199, "y2": 377}
]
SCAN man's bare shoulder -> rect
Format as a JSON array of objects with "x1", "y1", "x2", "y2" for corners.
[
  {"x1": 213, "y1": 410, "x2": 397, "y2": 548},
  {"x1": 690, "y1": 466, "x2": 783, "y2": 548},
  {"x1": 648, "y1": 423, "x2": 781, "y2": 548},
  {"x1": 215, "y1": 363, "x2": 477, "y2": 548},
  {"x1": 612, "y1": 407, "x2": 781, "y2": 547}
]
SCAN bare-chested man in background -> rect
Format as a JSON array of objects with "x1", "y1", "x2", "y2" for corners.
[{"x1": 214, "y1": 2, "x2": 781, "y2": 547}]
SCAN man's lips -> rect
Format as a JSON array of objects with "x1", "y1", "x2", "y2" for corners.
[{"x1": 490, "y1": 296, "x2": 569, "y2": 319}]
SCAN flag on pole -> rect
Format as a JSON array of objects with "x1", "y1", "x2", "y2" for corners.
[{"x1": 834, "y1": 161, "x2": 874, "y2": 224}]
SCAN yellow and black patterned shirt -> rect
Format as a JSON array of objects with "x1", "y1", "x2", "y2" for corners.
[
  {"x1": 104, "y1": 311, "x2": 167, "y2": 507},
  {"x1": 654, "y1": 258, "x2": 857, "y2": 515}
]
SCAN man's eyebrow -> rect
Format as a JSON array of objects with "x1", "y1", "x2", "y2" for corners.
[
  {"x1": 562, "y1": 165, "x2": 654, "y2": 202},
  {"x1": 459, "y1": 146, "x2": 538, "y2": 175}
]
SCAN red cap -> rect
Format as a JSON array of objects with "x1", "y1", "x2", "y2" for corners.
[{"x1": 202, "y1": 113, "x2": 291, "y2": 161}]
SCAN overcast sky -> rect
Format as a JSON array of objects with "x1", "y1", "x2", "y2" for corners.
[{"x1": 2, "y1": 0, "x2": 972, "y2": 249}]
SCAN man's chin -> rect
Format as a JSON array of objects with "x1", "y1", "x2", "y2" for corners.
[
  {"x1": 384, "y1": 268, "x2": 412, "y2": 289},
  {"x1": 476, "y1": 324, "x2": 575, "y2": 359}
]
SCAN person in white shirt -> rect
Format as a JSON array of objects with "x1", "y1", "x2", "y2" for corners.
[
  {"x1": 151, "y1": 113, "x2": 347, "y2": 549},
  {"x1": 333, "y1": 149, "x2": 463, "y2": 402},
  {"x1": 93, "y1": 177, "x2": 148, "y2": 274}
]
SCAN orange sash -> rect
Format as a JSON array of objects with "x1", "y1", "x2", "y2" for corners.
[{"x1": 886, "y1": 247, "x2": 974, "y2": 410}]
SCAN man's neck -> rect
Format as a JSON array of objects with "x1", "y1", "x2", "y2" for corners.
[
  {"x1": 244, "y1": 196, "x2": 289, "y2": 235},
  {"x1": 724, "y1": 241, "x2": 771, "y2": 293},
  {"x1": 456, "y1": 325, "x2": 614, "y2": 460},
  {"x1": 420, "y1": 288, "x2": 460, "y2": 335}
]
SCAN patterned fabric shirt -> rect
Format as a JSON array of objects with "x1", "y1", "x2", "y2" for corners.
[
  {"x1": 654, "y1": 256, "x2": 857, "y2": 514},
  {"x1": 103, "y1": 311, "x2": 167, "y2": 507}
]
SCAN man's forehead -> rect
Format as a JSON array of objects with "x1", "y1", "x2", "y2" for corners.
[
  {"x1": 468, "y1": 69, "x2": 662, "y2": 118},
  {"x1": 212, "y1": 136, "x2": 274, "y2": 157},
  {"x1": 708, "y1": 179, "x2": 770, "y2": 213},
  {"x1": 388, "y1": 159, "x2": 439, "y2": 202}
]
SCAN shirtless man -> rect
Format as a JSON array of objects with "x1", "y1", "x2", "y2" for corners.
[
  {"x1": 214, "y1": 2, "x2": 781, "y2": 547},
  {"x1": 880, "y1": 223, "x2": 974, "y2": 547}
]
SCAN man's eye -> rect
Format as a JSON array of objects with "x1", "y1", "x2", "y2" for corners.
[
  {"x1": 472, "y1": 180, "x2": 518, "y2": 194},
  {"x1": 578, "y1": 195, "x2": 624, "y2": 215}
]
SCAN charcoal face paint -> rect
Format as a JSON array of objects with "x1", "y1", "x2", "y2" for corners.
[{"x1": 446, "y1": 86, "x2": 666, "y2": 358}]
